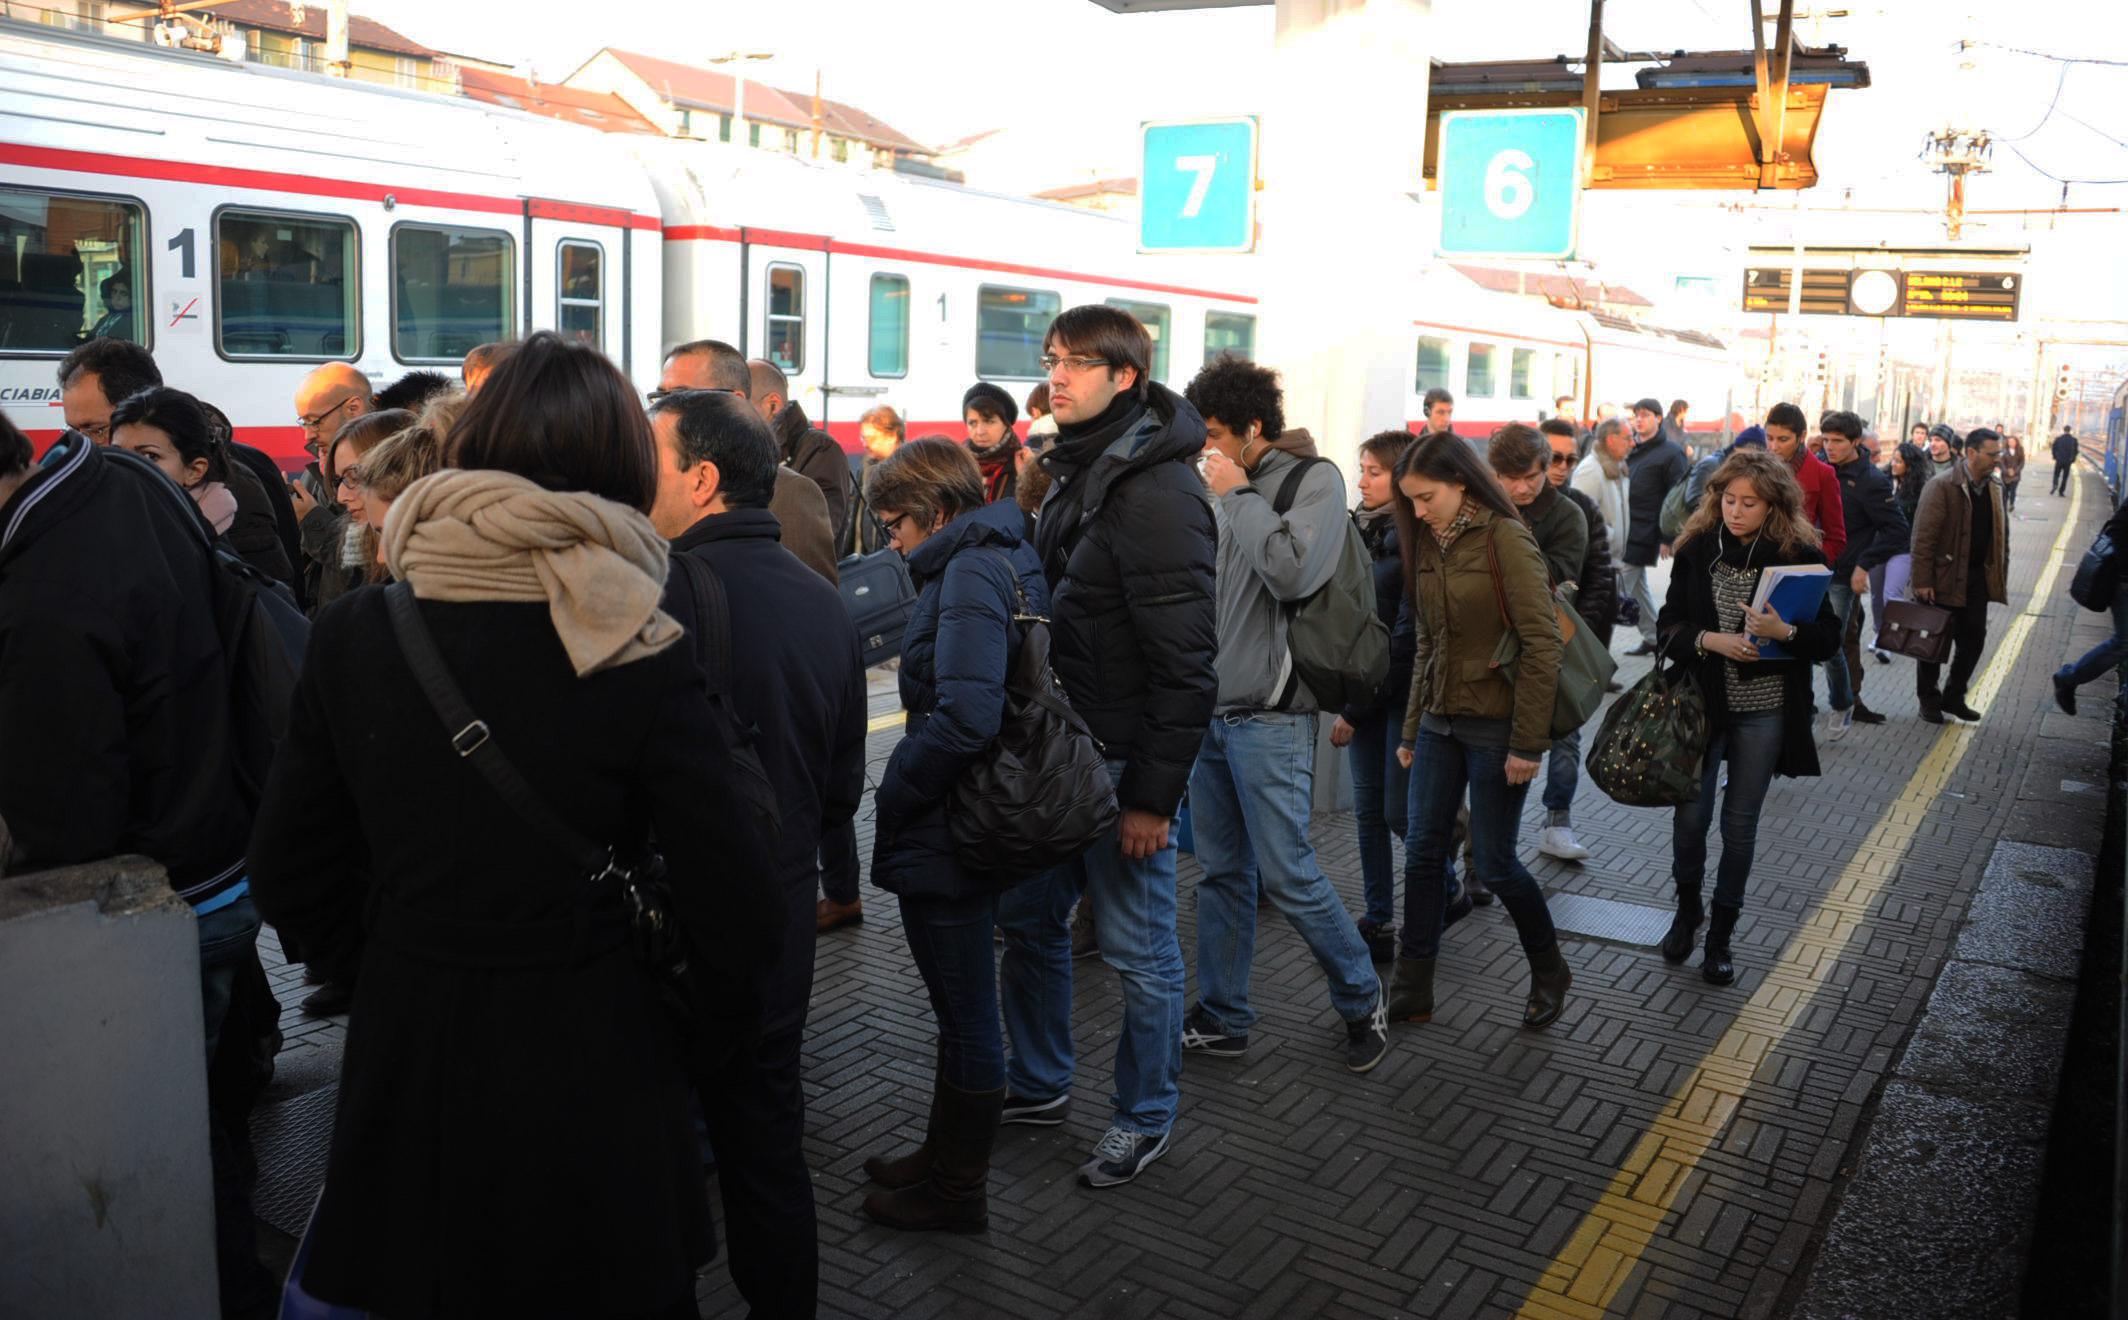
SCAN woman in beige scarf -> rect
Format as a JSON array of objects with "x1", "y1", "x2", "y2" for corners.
[{"x1": 250, "y1": 332, "x2": 783, "y2": 1320}]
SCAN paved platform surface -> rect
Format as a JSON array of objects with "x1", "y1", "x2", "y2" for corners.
[{"x1": 255, "y1": 471, "x2": 2115, "y2": 1319}]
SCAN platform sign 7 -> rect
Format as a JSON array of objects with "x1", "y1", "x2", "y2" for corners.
[
  {"x1": 1139, "y1": 117, "x2": 1258, "y2": 254},
  {"x1": 1437, "y1": 108, "x2": 1585, "y2": 261}
]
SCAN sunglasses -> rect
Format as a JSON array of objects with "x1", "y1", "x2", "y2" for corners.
[{"x1": 1548, "y1": 452, "x2": 1575, "y2": 466}]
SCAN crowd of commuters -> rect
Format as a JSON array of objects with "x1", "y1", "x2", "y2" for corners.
[{"x1": 5, "y1": 290, "x2": 2116, "y2": 1319}]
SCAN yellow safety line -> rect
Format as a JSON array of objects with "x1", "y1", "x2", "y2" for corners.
[
  {"x1": 868, "y1": 711, "x2": 903, "y2": 734},
  {"x1": 1515, "y1": 471, "x2": 2088, "y2": 1319}
]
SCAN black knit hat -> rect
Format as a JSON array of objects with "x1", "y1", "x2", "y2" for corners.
[{"x1": 962, "y1": 381, "x2": 1018, "y2": 427}]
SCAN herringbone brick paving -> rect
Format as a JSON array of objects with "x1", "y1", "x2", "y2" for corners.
[{"x1": 258, "y1": 477, "x2": 2112, "y2": 1319}]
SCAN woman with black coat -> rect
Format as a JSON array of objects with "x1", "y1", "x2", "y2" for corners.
[
  {"x1": 860, "y1": 437, "x2": 1051, "y2": 1234},
  {"x1": 248, "y1": 332, "x2": 783, "y2": 1320},
  {"x1": 1329, "y1": 429, "x2": 1416, "y2": 963},
  {"x1": 1656, "y1": 449, "x2": 1842, "y2": 987}
]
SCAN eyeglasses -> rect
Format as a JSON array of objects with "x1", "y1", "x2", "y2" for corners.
[
  {"x1": 880, "y1": 511, "x2": 917, "y2": 538},
  {"x1": 335, "y1": 466, "x2": 362, "y2": 490},
  {"x1": 646, "y1": 386, "x2": 737, "y2": 406},
  {"x1": 76, "y1": 419, "x2": 111, "y2": 443},
  {"x1": 298, "y1": 395, "x2": 355, "y2": 434},
  {"x1": 1039, "y1": 354, "x2": 1111, "y2": 375}
]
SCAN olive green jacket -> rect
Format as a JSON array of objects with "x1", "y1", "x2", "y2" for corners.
[{"x1": 1402, "y1": 504, "x2": 1564, "y2": 758}]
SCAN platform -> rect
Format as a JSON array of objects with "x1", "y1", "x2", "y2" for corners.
[{"x1": 254, "y1": 470, "x2": 2116, "y2": 1320}]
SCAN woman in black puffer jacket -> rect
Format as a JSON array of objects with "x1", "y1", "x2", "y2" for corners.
[
  {"x1": 1330, "y1": 430, "x2": 1417, "y2": 963},
  {"x1": 862, "y1": 438, "x2": 1050, "y2": 1236}
]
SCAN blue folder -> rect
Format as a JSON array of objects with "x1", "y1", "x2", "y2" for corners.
[{"x1": 1752, "y1": 565, "x2": 1832, "y2": 659}]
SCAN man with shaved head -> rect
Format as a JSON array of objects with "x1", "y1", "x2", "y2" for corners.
[
  {"x1": 289, "y1": 363, "x2": 372, "y2": 616},
  {"x1": 749, "y1": 357, "x2": 850, "y2": 547}
]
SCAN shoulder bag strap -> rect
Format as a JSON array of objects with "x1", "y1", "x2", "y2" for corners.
[
  {"x1": 670, "y1": 552, "x2": 735, "y2": 700},
  {"x1": 1271, "y1": 456, "x2": 1323, "y2": 517},
  {"x1": 385, "y1": 583, "x2": 611, "y2": 878}
]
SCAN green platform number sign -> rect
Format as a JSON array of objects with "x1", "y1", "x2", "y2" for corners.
[
  {"x1": 1139, "y1": 117, "x2": 1258, "y2": 254},
  {"x1": 1437, "y1": 108, "x2": 1585, "y2": 260}
]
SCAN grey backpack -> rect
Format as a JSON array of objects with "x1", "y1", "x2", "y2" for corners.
[{"x1": 1270, "y1": 458, "x2": 1390, "y2": 711}]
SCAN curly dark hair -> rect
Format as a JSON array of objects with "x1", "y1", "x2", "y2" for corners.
[{"x1": 1183, "y1": 352, "x2": 1284, "y2": 442}]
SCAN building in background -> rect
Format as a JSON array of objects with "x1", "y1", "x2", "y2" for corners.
[
  {"x1": 8, "y1": 0, "x2": 455, "y2": 90},
  {"x1": 1031, "y1": 178, "x2": 1139, "y2": 215},
  {"x1": 458, "y1": 67, "x2": 659, "y2": 136}
]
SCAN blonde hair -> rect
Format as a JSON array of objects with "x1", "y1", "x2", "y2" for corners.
[
  {"x1": 1674, "y1": 449, "x2": 1822, "y2": 555},
  {"x1": 358, "y1": 390, "x2": 460, "y2": 502}
]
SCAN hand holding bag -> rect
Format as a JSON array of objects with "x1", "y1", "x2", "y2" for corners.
[
  {"x1": 944, "y1": 550, "x2": 1119, "y2": 880},
  {"x1": 1585, "y1": 646, "x2": 1710, "y2": 808}
]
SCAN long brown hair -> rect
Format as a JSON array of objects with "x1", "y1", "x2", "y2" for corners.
[
  {"x1": 1390, "y1": 431, "x2": 1525, "y2": 594},
  {"x1": 1674, "y1": 449, "x2": 1821, "y2": 555}
]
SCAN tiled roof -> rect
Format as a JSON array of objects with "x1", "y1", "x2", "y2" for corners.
[
  {"x1": 598, "y1": 49, "x2": 928, "y2": 154},
  {"x1": 1451, "y1": 264, "x2": 1655, "y2": 309},
  {"x1": 1032, "y1": 178, "x2": 1140, "y2": 202},
  {"x1": 195, "y1": 0, "x2": 433, "y2": 58},
  {"x1": 458, "y1": 68, "x2": 659, "y2": 135}
]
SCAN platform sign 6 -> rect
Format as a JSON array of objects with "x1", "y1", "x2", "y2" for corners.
[
  {"x1": 1437, "y1": 108, "x2": 1585, "y2": 261},
  {"x1": 1139, "y1": 117, "x2": 1258, "y2": 254}
]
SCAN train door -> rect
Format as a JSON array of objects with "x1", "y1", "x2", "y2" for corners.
[
  {"x1": 524, "y1": 200, "x2": 633, "y2": 374},
  {"x1": 820, "y1": 251, "x2": 907, "y2": 449},
  {"x1": 744, "y1": 235, "x2": 827, "y2": 427}
]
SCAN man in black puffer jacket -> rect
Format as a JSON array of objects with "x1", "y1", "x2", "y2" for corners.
[{"x1": 996, "y1": 305, "x2": 1216, "y2": 1192}]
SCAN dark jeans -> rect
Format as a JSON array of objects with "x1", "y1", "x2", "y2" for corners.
[
  {"x1": 1399, "y1": 726, "x2": 1559, "y2": 961},
  {"x1": 2004, "y1": 478, "x2": 2020, "y2": 513},
  {"x1": 697, "y1": 1025, "x2": 816, "y2": 1317},
  {"x1": 900, "y1": 891, "x2": 1004, "y2": 1091},
  {"x1": 199, "y1": 896, "x2": 277, "y2": 1317},
  {"x1": 1671, "y1": 710, "x2": 1782, "y2": 909},
  {"x1": 1917, "y1": 598, "x2": 1992, "y2": 703},
  {"x1": 1348, "y1": 708, "x2": 1410, "y2": 926},
  {"x1": 820, "y1": 818, "x2": 860, "y2": 905},
  {"x1": 2053, "y1": 461, "x2": 2074, "y2": 495},
  {"x1": 2060, "y1": 583, "x2": 2128, "y2": 688}
]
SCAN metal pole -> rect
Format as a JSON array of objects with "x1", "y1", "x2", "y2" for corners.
[{"x1": 1581, "y1": 0, "x2": 1603, "y2": 187}]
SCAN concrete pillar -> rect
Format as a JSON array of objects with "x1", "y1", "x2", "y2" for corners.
[
  {"x1": 1259, "y1": 0, "x2": 1431, "y2": 812},
  {"x1": 1260, "y1": 0, "x2": 1432, "y2": 466},
  {"x1": 0, "y1": 857, "x2": 220, "y2": 1320}
]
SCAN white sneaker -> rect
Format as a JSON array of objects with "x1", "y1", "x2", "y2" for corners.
[
  {"x1": 1537, "y1": 825, "x2": 1591, "y2": 861},
  {"x1": 1829, "y1": 708, "x2": 1854, "y2": 741}
]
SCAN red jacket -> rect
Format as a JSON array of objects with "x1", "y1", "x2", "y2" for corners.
[{"x1": 1789, "y1": 449, "x2": 1847, "y2": 567}]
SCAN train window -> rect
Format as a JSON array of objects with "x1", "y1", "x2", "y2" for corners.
[
  {"x1": 1510, "y1": 348, "x2": 1537, "y2": 400},
  {"x1": 1104, "y1": 299, "x2": 1171, "y2": 382},
  {"x1": 0, "y1": 187, "x2": 146, "y2": 353},
  {"x1": 1415, "y1": 336, "x2": 1451, "y2": 394},
  {"x1": 1553, "y1": 353, "x2": 1580, "y2": 405},
  {"x1": 1205, "y1": 311, "x2": 1255, "y2": 361},
  {"x1": 869, "y1": 273, "x2": 909, "y2": 378},
  {"x1": 1465, "y1": 342, "x2": 1497, "y2": 397},
  {"x1": 766, "y1": 263, "x2": 805, "y2": 373},
  {"x1": 556, "y1": 241, "x2": 603, "y2": 346},
  {"x1": 215, "y1": 208, "x2": 358, "y2": 360},
  {"x1": 391, "y1": 223, "x2": 512, "y2": 363},
  {"x1": 976, "y1": 284, "x2": 1061, "y2": 379}
]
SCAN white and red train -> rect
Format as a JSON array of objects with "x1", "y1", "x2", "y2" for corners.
[{"x1": 1, "y1": 20, "x2": 1740, "y2": 466}]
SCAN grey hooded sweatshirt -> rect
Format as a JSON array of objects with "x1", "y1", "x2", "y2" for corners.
[{"x1": 1210, "y1": 429, "x2": 1349, "y2": 712}]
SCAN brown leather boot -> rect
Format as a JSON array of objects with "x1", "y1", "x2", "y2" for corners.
[
  {"x1": 1524, "y1": 943, "x2": 1571, "y2": 1029},
  {"x1": 816, "y1": 897, "x2": 864, "y2": 933},
  {"x1": 1385, "y1": 956, "x2": 1435, "y2": 1023},
  {"x1": 862, "y1": 1080, "x2": 1004, "y2": 1233}
]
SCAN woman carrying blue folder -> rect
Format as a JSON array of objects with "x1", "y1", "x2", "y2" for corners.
[{"x1": 1655, "y1": 450, "x2": 1843, "y2": 986}]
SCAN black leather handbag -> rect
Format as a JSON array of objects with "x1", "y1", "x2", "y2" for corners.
[
  {"x1": 2071, "y1": 528, "x2": 2120, "y2": 612},
  {"x1": 945, "y1": 551, "x2": 1119, "y2": 880},
  {"x1": 385, "y1": 584, "x2": 693, "y2": 1026},
  {"x1": 837, "y1": 493, "x2": 919, "y2": 667},
  {"x1": 1585, "y1": 647, "x2": 1710, "y2": 808}
]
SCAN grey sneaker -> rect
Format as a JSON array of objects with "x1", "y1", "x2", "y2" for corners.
[
  {"x1": 1180, "y1": 1005, "x2": 1248, "y2": 1058},
  {"x1": 1000, "y1": 1091, "x2": 1070, "y2": 1127},
  {"x1": 1079, "y1": 1125, "x2": 1171, "y2": 1189},
  {"x1": 1344, "y1": 992, "x2": 1390, "y2": 1074}
]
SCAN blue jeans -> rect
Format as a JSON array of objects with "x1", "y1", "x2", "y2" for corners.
[
  {"x1": 1399, "y1": 726, "x2": 1559, "y2": 961},
  {"x1": 1348, "y1": 709, "x2": 1410, "y2": 925},
  {"x1": 2059, "y1": 584, "x2": 2128, "y2": 688},
  {"x1": 1190, "y1": 712, "x2": 1381, "y2": 1032},
  {"x1": 1671, "y1": 710, "x2": 1783, "y2": 909},
  {"x1": 898, "y1": 891, "x2": 1003, "y2": 1091},
  {"x1": 997, "y1": 760, "x2": 1185, "y2": 1136},
  {"x1": 1822, "y1": 581, "x2": 1859, "y2": 712},
  {"x1": 1542, "y1": 726, "x2": 1582, "y2": 816}
]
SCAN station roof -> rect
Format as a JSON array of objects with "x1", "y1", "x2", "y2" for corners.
[
  {"x1": 458, "y1": 68, "x2": 660, "y2": 136},
  {"x1": 1451, "y1": 264, "x2": 1654, "y2": 310},
  {"x1": 191, "y1": 0, "x2": 435, "y2": 58},
  {"x1": 592, "y1": 48, "x2": 931, "y2": 156}
]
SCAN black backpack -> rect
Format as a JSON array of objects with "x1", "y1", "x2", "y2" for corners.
[
  {"x1": 106, "y1": 447, "x2": 307, "y2": 816},
  {"x1": 669, "y1": 551, "x2": 783, "y2": 839},
  {"x1": 1270, "y1": 457, "x2": 1390, "y2": 711}
]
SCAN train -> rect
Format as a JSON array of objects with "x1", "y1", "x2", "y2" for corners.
[{"x1": 1, "y1": 19, "x2": 1745, "y2": 468}]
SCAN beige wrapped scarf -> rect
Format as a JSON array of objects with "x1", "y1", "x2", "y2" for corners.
[{"x1": 382, "y1": 468, "x2": 680, "y2": 676}]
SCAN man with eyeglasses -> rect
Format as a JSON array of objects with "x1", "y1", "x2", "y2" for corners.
[
  {"x1": 994, "y1": 305, "x2": 1217, "y2": 1191},
  {"x1": 289, "y1": 364, "x2": 373, "y2": 613},
  {"x1": 58, "y1": 336, "x2": 162, "y2": 446},
  {"x1": 1910, "y1": 427, "x2": 2009, "y2": 724}
]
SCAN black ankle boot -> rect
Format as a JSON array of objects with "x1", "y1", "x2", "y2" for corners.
[
  {"x1": 1703, "y1": 903, "x2": 1741, "y2": 986},
  {"x1": 1524, "y1": 944, "x2": 1571, "y2": 1029},
  {"x1": 1661, "y1": 884, "x2": 1703, "y2": 965},
  {"x1": 864, "y1": 1061, "x2": 945, "y2": 1190},
  {"x1": 862, "y1": 1079, "x2": 1004, "y2": 1233}
]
